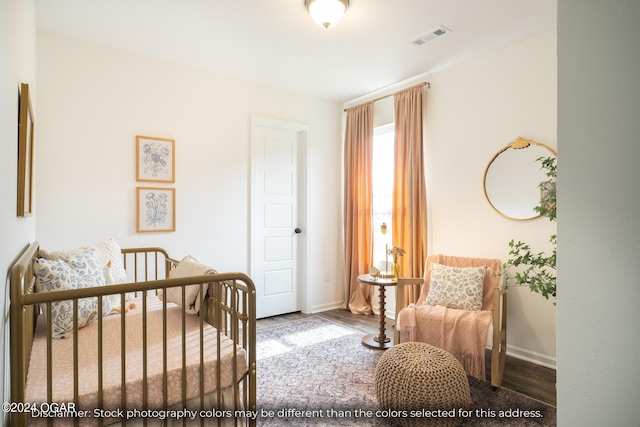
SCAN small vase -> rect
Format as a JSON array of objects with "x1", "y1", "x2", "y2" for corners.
[{"x1": 391, "y1": 262, "x2": 400, "y2": 281}]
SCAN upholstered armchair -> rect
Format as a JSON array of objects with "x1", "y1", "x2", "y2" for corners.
[{"x1": 394, "y1": 254, "x2": 507, "y2": 387}]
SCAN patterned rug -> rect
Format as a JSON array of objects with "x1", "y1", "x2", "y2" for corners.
[{"x1": 256, "y1": 316, "x2": 556, "y2": 426}]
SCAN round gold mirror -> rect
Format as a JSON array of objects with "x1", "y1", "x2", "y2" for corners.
[{"x1": 483, "y1": 137, "x2": 557, "y2": 221}]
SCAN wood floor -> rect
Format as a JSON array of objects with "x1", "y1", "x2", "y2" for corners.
[{"x1": 257, "y1": 308, "x2": 557, "y2": 407}]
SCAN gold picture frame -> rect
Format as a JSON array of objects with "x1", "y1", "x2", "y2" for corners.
[
  {"x1": 136, "y1": 187, "x2": 176, "y2": 233},
  {"x1": 136, "y1": 135, "x2": 175, "y2": 183},
  {"x1": 17, "y1": 83, "x2": 34, "y2": 217}
]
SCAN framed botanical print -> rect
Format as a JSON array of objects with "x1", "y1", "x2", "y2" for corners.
[
  {"x1": 136, "y1": 187, "x2": 176, "y2": 233},
  {"x1": 136, "y1": 135, "x2": 175, "y2": 183}
]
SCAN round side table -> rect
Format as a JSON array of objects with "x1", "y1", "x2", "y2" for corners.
[{"x1": 357, "y1": 274, "x2": 396, "y2": 350}]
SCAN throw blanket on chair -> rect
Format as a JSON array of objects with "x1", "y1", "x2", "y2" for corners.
[
  {"x1": 398, "y1": 304, "x2": 492, "y2": 380},
  {"x1": 397, "y1": 254, "x2": 500, "y2": 380}
]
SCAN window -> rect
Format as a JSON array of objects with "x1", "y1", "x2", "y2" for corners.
[{"x1": 372, "y1": 124, "x2": 394, "y2": 273}]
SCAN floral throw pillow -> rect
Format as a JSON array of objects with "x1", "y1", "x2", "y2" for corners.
[
  {"x1": 425, "y1": 263, "x2": 486, "y2": 311},
  {"x1": 40, "y1": 238, "x2": 127, "y2": 284},
  {"x1": 33, "y1": 254, "x2": 114, "y2": 339},
  {"x1": 60, "y1": 249, "x2": 105, "y2": 288}
]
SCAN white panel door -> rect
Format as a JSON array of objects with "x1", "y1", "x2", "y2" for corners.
[{"x1": 252, "y1": 125, "x2": 301, "y2": 318}]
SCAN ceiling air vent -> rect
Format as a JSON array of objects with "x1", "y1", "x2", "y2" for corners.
[{"x1": 411, "y1": 25, "x2": 451, "y2": 46}]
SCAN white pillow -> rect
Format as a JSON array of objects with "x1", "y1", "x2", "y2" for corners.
[
  {"x1": 40, "y1": 238, "x2": 127, "y2": 284},
  {"x1": 425, "y1": 263, "x2": 486, "y2": 311},
  {"x1": 33, "y1": 254, "x2": 115, "y2": 339}
]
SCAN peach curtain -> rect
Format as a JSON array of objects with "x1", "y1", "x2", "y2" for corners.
[
  {"x1": 392, "y1": 85, "x2": 428, "y2": 306},
  {"x1": 343, "y1": 103, "x2": 374, "y2": 314}
]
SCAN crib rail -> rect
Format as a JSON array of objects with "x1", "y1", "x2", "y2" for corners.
[{"x1": 10, "y1": 242, "x2": 256, "y2": 427}]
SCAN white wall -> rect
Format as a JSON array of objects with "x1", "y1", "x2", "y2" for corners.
[
  {"x1": 346, "y1": 31, "x2": 557, "y2": 367},
  {"x1": 345, "y1": 31, "x2": 562, "y2": 367},
  {"x1": 558, "y1": 1, "x2": 640, "y2": 425},
  {"x1": 0, "y1": 0, "x2": 37, "y2": 424},
  {"x1": 36, "y1": 33, "x2": 344, "y2": 315},
  {"x1": 425, "y1": 30, "x2": 558, "y2": 367}
]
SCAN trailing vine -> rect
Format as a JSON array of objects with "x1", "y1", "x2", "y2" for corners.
[{"x1": 503, "y1": 156, "x2": 556, "y2": 303}]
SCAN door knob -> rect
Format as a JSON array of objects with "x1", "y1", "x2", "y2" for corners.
[{"x1": 294, "y1": 227, "x2": 302, "y2": 234}]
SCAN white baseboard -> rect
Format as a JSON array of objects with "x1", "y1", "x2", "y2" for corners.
[
  {"x1": 504, "y1": 344, "x2": 557, "y2": 370},
  {"x1": 308, "y1": 300, "x2": 343, "y2": 313}
]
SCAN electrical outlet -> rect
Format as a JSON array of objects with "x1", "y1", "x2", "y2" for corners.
[{"x1": 325, "y1": 272, "x2": 332, "y2": 282}]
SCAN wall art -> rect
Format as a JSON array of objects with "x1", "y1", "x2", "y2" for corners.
[
  {"x1": 17, "y1": 83, "x2": 34, "y2": 217},
  {"x1": 136, "y1": 135, "x2": 175, "y2": 183},
  {"x1": 136, "y1": 187, "x2": 176, "y2": 232}
]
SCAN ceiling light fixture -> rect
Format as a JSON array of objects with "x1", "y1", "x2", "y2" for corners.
[{"x1": 305, "y1": 0, "x2": 349, "y2": 29}]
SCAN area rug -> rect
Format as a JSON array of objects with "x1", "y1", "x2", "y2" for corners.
[{"x1": 256, "y1": 316, "x2": 556, "y2": 426}]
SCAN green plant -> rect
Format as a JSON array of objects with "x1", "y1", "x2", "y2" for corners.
[{"x1": 502, "y1": 156, "x2": 556, "y2": 303}]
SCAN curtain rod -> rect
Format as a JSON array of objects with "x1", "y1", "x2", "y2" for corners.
[{"x1": 343, "y1": 81, "x2": 430, "y2": 112}]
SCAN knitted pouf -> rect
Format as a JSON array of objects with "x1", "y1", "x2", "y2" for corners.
[{"x1": 374, "y1": 342, "x2": 470, "y2": 427}]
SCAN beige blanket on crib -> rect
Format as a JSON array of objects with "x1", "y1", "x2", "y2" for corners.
[
  {"x1": 398, "y1": 254, "x2": 500, "y2": 380},
  {"x1": 158, "y1": 255, "x2": 217, "y2": 314}
]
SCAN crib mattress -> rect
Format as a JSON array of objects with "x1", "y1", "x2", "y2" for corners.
[{"x1": 24, "y1": 295, "x2": 247, "y2": 415}]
